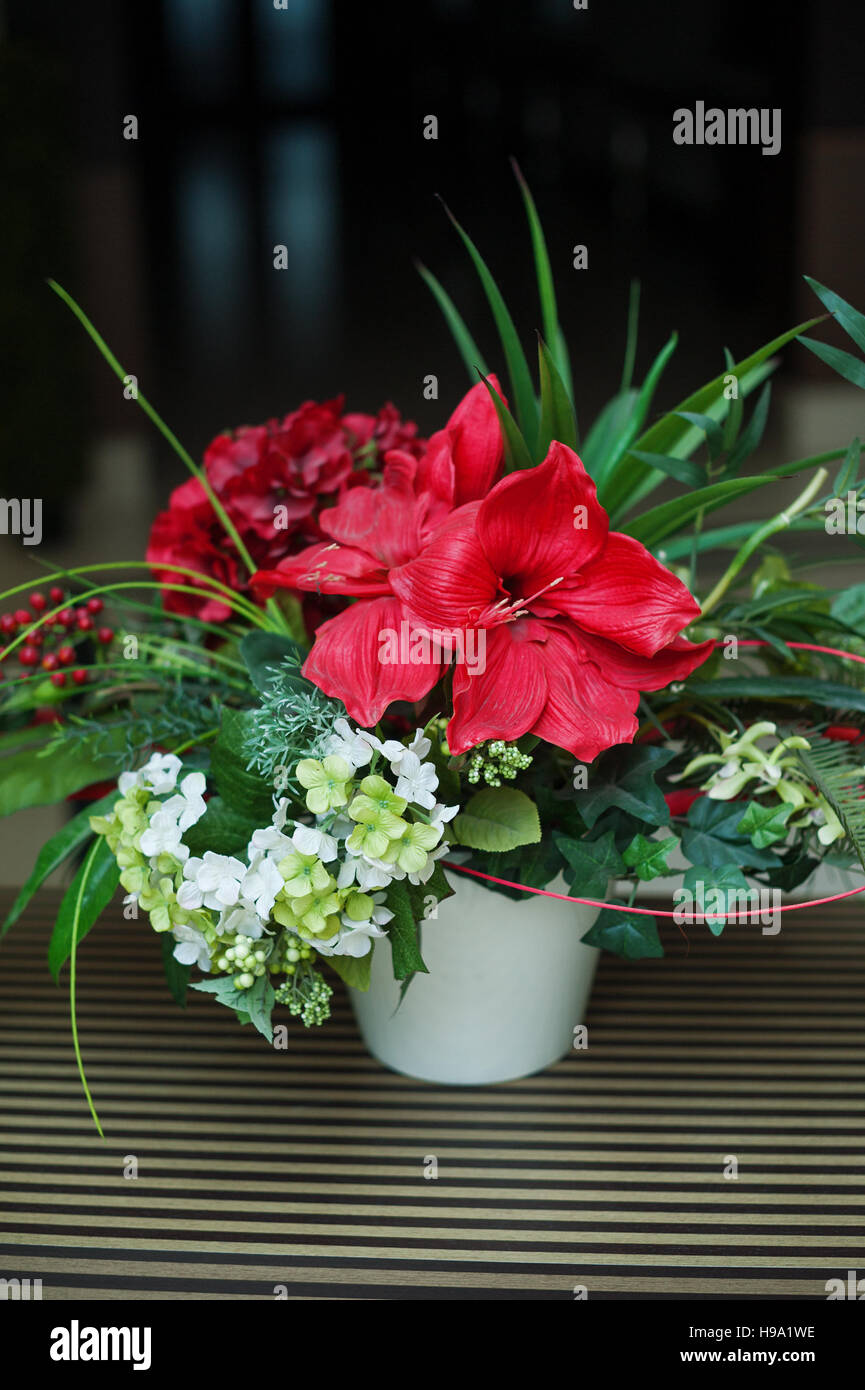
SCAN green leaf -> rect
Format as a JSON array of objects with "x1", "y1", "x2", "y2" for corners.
[
  {"x1": 725, "y1": 382, "x2": 772, "y2": 473},
  {"x1": 512, "y1": 160, "x2": 572, "y2": 395},
  {"x1": 160, "y1": 932, "x2": 192, "y2": 1007},
  {"x1": 685, "y1": 675, "x2": 865, "y2": 718},
  {"x1": 674, "y1": 410, "x2": 724, "y2": 461},
  {"x1": 240, "y1": 631, "x2": 309, "y2": 695},
  {"x1": 327, "y1": 952, "x2": 373, "y2": 991},
  {"x1": 581, "y1": 904, "x2": 664, "y2": 959},
  {"x1": 572, "y1": 745, "x2": 676, "y2": 830},
  {"x1": 622, "y1": 833, "x2": 680, "y2": 881},
  {"x1": 453, "y1": 787, "x2": 541, "y2": 852},
  {"x1": 736, "y1": 801, "x2": 793, "y2": 849},
  {"x1": 831, "y1": 582, "x2": 865, "y2": 635},
  {"x1": 48, "y1": 836, "x2": 119, "y2": 981},
  {"x1": 581, "y1": 388, "x2": 639, "y2": 482},
  {"x1": 0, "y1": 726, "x2": 130, "y2": 818},
  {"x1": 680, "y1": 797, "x2": 780, "y2": 871},
  {"x1": 191, "y1": 972, "x2": 275, "y2": 1041},
  {"x1": 553, "y1": 829, "x2": 624, "y2": 899},
  {"x1": 621, "y1": 279, "x2": 640, "y2": 391},
  {"x1": 441, "y1": 200, "x2": 539, "y2": 441},
  {"x1": 833, "y1": 436, "x2": 862, "y2": 497},
  {"x1": 478, "y1": 371, "x2": 534, "y2": 472},
  {"x1": 600, "y1": 316, "x2": 823, "y2": 518},
  {"x1": 384, "y1": 879, "x2": 428, "y2": 980},
  {"x1": 798, "y1": 336, "x2": 865, "y2": 391},
  {"x1": 593, "y1": 334, "x2": 678, "y2": 491},
  {"x1": 627, "y1": 475, "x2": 780, "y2": 549},
  {"x1": 627, "y1": 449, "x2": 706, "y2": 489},
  {"x1": 183, "y1": 796, "x2": 262, "y2": 858},
  {"x1": 415, "y1": 260, "x2": 489, "y2": 381},
  {"x1": 721, "y1": 347, "x2": 744, "y2": 452},
  {"x1": 681, "y1": 861, "x2": 751, "y2": 936},
  {"x1": 536, "y1": 336, "x2": 578, "y2": 456},
  {"x1": 804, "y1": 276, "x2": 865, "y2": 354},
  {"x1": 210, "y1": 707, "x2": 275, "y2": 822},
  {"x1": 2, "y1": 791, "x2": 117, "y2": 937}
]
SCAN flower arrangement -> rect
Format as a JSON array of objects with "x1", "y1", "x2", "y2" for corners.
[{"x1": 3, "y1": 171, "x2": 865, "y2": 1114}]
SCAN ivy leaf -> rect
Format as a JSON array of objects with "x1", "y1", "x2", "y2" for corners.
[
  {"x1": 48, "y1": 836, "x2": 120, "y2": 981},
  {"x1": 573, "y1": 745, "x2": 676, "y2": 830},
  {"x1": 622, "y1": 833, "x2": 679, "y2": 881},
  {"x1": 553, "y1": 830, "x2": 624, "y2": 899},
  {"x1": 384, "y1": 879, "x2": 428, "y2": 980},
  {"x1": 160, "y1": 933, "x2": 192, "y2": 1007},
  {"x1": 327, "y1": 952, "x2": 373, "y2": 991},
  {"x1": 681, "y1": 796, "x2": 780, "y2": 870},
  {"x1": 736, "y1": 800, "x2": 793, "y2": 849},
  {"x1": 453, "y1": 787, "x2": 541, "y2": 852},
  {"x1": 681, "y1": 862, "x2": 750, "y2": 936},
  {"x1": 581, "y1": 904, "x2": 664, "y2": 959}
]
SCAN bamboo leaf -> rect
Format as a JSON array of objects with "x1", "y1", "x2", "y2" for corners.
[
  {"x1": 628, "y1": 450, "x2": 706, "y2": 489},
  {"x1": 799, "y1": 336, "x2": 865, "y2": 391},
  {"x1": 627, "y1": 475, "x2": 780, "y2": 548},
  {"x1": 804, "y1": 276, "x2": 865, "y2": 354},
  {"x1": 725, "y1": 381, "x2": 772, "y2": 473}
]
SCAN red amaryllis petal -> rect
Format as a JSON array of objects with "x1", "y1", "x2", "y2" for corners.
[
  {"x1": 447, "y1": 622, "x2": 548, "y2": 754},
  {"x1": 665, "y1": 788, "x2": 703, "y2": 816},
  {"x1": 319, "y1": 472, "x2": 423, "y2": 567},
  {"x1": 302, "y1": 596, "x2": 442, "y2": 727},
  {"x1": 390, "y1": 507, "x2": 500, "y2": 628},
  {"x1": 577, "y1": 630, "x2": 714, "y2": 690},
  {"x1": 251, "y1": 541, "x2": 390, "y2": 600},
  {"x1": 445, "y1": 375, "x2": 505, "y2": 506},
  {"x1": 476, "y1": 442, "x2": 607, "y2": 599},
  {"x1": 529, "y1": 624, "x2": 642, "y2": 761},
  {"x1": 548, "y1": 531, "x2": 703, "y2": 656}
]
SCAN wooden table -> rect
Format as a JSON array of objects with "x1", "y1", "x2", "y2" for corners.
[{"x1": 0, "y1": 893, "x2": 862, "y2": 1300}]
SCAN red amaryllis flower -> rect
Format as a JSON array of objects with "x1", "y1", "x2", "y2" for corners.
[
  {"x1": 148, "y1": 398, "x2": 425, "y2": 620},
  {"x1": 259, "y1": 438, "x2": 712, "y2": 759},
  {"x1": 252, "y1": 379, "x2": 506, "y2": 715}
]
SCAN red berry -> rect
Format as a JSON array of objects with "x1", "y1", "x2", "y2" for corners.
[
  {"x1": 86, "y1": 597, "x2": 104, "y2": 614},
  {"x1": 97, "y1": 626, "x2": 114, "y2": 644},
  {"x1": 50, "y1": 672, "x2": 66, "y2": 688},
  {"x1": 29, "y1": 630, "x2": 43, "y2": 646},
  {"x1": 72, "y1": 668, "x2": 88, "y2": 685},
  {"x1": 14, "y1": 608, "x2": 32, "y2": 625},
  {"x1": 0, "y1": 614, "x2": 17, "y2": 634},
  {"x1": 76, "y1": 615, "x2": 94, "y2": 632},
  {"x1": 29, "y1": 593, "x2": 46, "y2": 612},
  {"x1": 58, "y1": 608, "x2": 75, "y2": 627},
  {"x1": 19, "y1": 646, "x2": 39, "y2": 666},
  {"x1": 49, "y1": 586, "x2": 65, "y2": 604},
  {"x1": 41, "y1": 653, "x2": 60, "y2": 671},
  {"x1": 43, "y1": 613, "x2": 57, "y2": 627},
  {"x1": 57, "y1": 645, "x2": 76, "y2": 665}
]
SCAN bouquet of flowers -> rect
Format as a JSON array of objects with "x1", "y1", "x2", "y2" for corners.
[{"x1": 3, "y1": 171, "x2": 865, "y2": 1114}]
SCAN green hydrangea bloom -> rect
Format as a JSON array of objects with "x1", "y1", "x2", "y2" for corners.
[
  {"x1": 380, "y1": 822, "x2": 441, "y2": 874},
  {"x1": 295, "y1": 755, "x2": 353, "y2": 814},
  {"x1": 277, "y1": 850, "x2": 333, "y2": 897}
]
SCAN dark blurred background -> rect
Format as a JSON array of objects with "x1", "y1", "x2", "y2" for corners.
[{"x1": 3, "y1": 0, "x2": 865, "y2": 522}]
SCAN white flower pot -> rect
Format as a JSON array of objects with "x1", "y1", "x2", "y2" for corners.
[{"x1": 348, "y1": 870, "x2": 601, "y2": 1085}]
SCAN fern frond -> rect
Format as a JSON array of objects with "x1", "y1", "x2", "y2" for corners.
[{"x1": 794, "y1": 736, "x2": 865, "y2": 872}]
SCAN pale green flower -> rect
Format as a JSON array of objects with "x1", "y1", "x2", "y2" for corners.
[{"x1": 295, "y1": 755, "x2": 353, "y2": 814}]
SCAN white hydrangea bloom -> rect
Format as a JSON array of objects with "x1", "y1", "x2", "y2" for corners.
[
  {"x1": 241, "y1": 854, "x2": 284, "y2": 919},
  {"x1": 183, "y1": 852, "x2": 246, "y2": 909},
  {"x1": 292, "y1": 823, "x2": 338, "y2": 862},
  {"x1": 139, "y1": 807, "x2": 189, "y2": 861},
  {"x1": 393, "y1": 749, "x2": 438, "y2": 809},
  {"x1": 337, "y1": 854, "x2": 393, "y2": 891},
  {"x1": 217, "y1": 903, "x2": 267, "y2": 940},
  {"x1": 430, "y1": 802, "x2": 459, "y2": 833},
  {"x1": 172, "y1": 923, "x2": 212, "y2": 971},
  {"x1": 140, "y1": 752, "x2": 183, "y2": 795},
  {"x1": 162, "y1": 771, "x2": 207, "y2": 831}
]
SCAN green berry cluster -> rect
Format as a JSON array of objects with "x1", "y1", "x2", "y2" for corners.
[
  {"x1": 213, "y1": 934, "x2": 271, "y2": 991},
  {"x1": 275, "y1": 960, "x2": 333, "y2": 1026},
  {"x1": 466, "y1": 739, "x2": 533, "y2": 787}
]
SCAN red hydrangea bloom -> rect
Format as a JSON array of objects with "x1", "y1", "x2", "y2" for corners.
[
  {"x1": 256, "y1": 433, "x2": 712, "y2": 761},
  {"x1": 147, "y1": 398, "x2": 424, "y2": 619}
]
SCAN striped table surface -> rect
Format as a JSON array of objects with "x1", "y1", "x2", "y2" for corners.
[{"x1": 0, "y1": 892, "x2": 863, "y2": 1301}]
